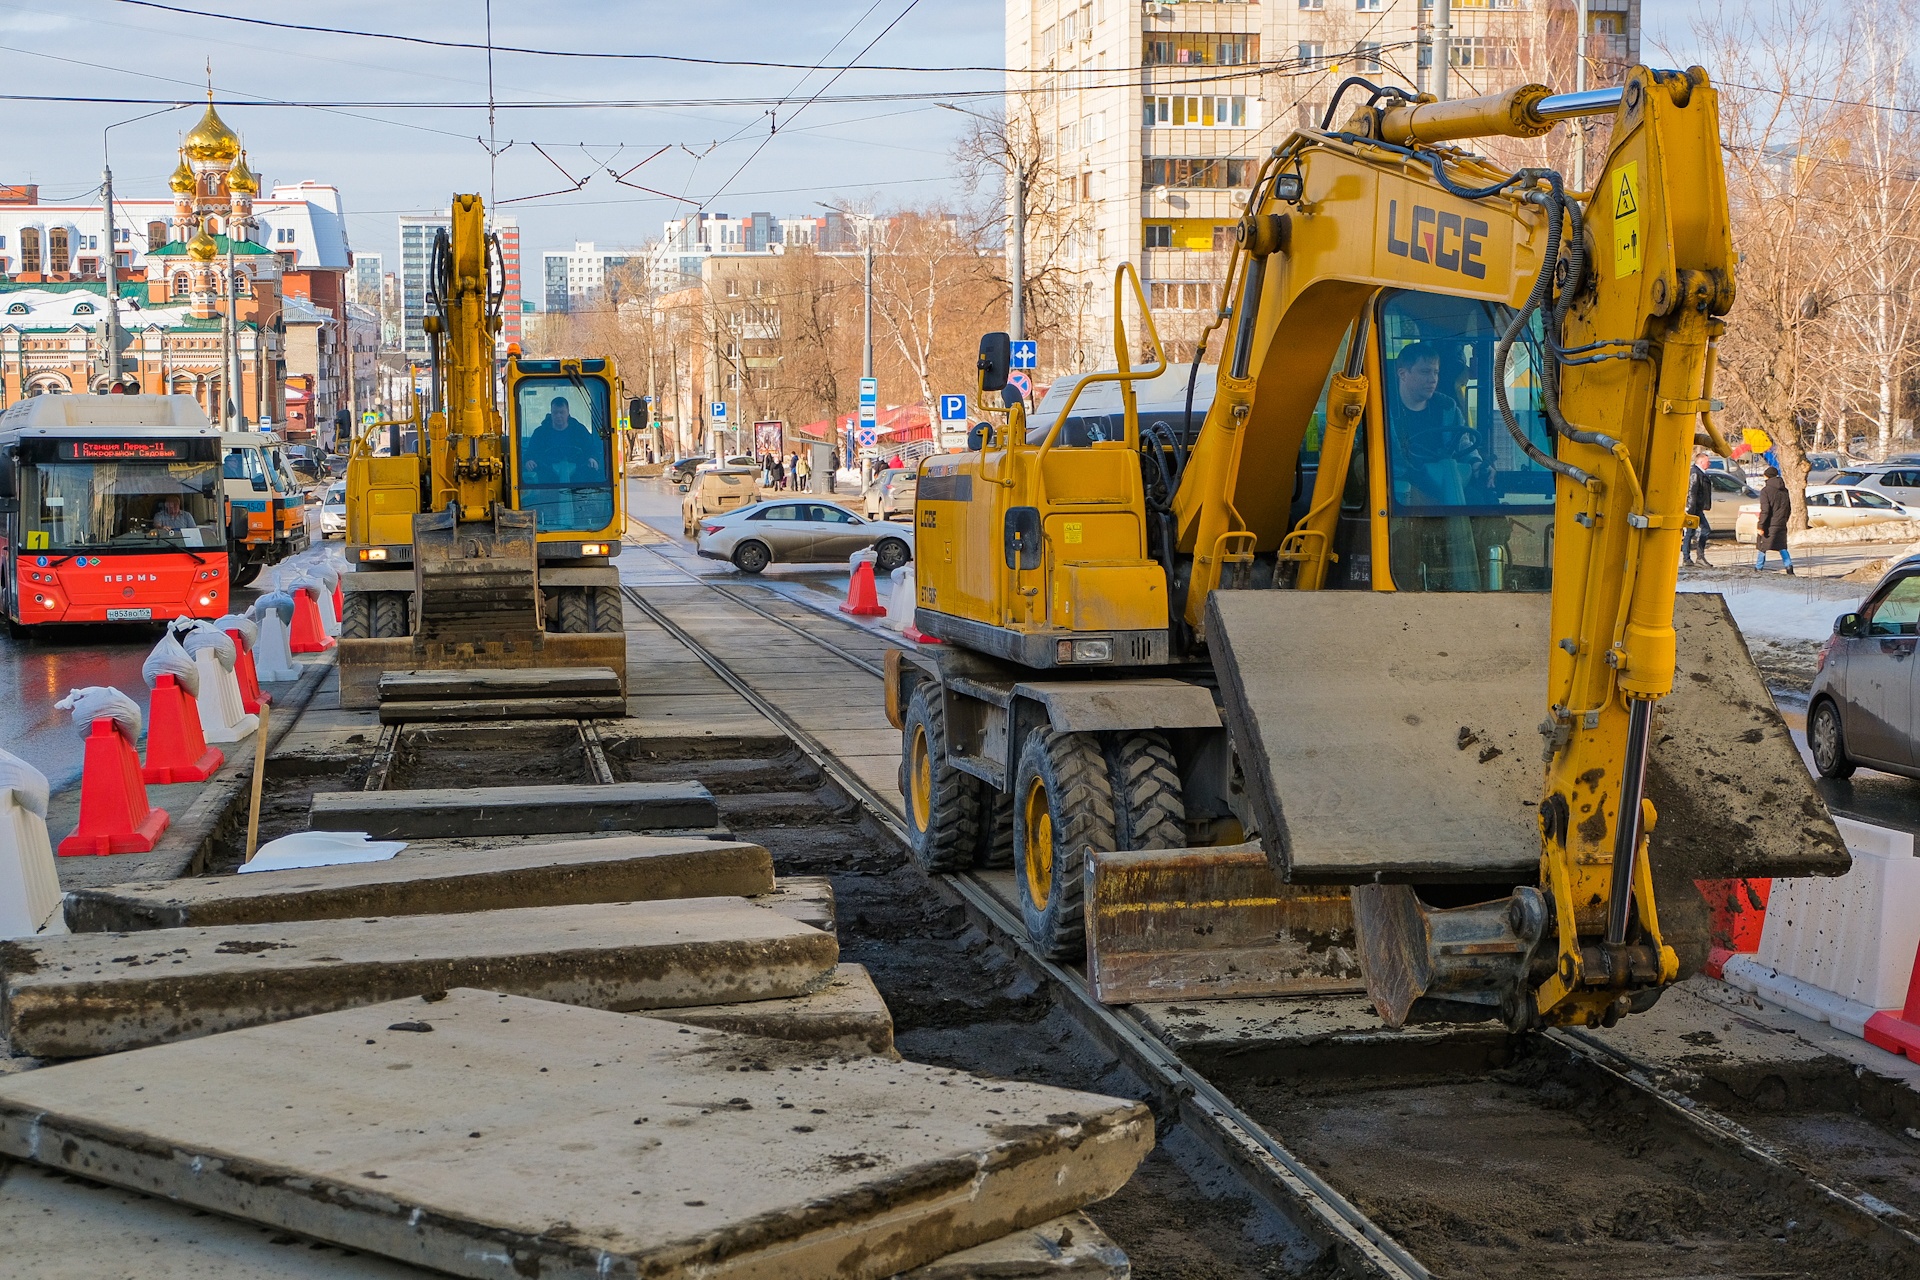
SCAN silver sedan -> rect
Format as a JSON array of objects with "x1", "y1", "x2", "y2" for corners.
[{"x1": 695, "y1": 498, "x2": 914, "y2": 575}]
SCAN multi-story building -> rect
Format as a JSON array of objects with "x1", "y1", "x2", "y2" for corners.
[
  {"x1": 540, "y1": 242, "x2": 644, "y2": 314},
  {"x1": 643, "y1": 213, "x2": 866, "y2": 293},
  {"x1": 1006, "y1": 0, "x2": 1638, "y2": 369},
  {"x1": 494, "y1": 215, "x2": 522, "y2": 348},
  {"x1": 349, "y1": 252, "x2": 382, "y2": 308},
  {"x1": 397, "y1": 213, "x2": 449, "y2": 360}
]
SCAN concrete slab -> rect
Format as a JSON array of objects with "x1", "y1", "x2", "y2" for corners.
[
  {"x1": 63, "y1": 836, "x2": 777, "y2": 932},
  {"x1": 308, "y1": 781, "x2": 718, "y2": 839},
  {"x1": 658, "y1": 962, "x2": 894, "y2": 1056},
  {"x1": 2, "y1": 898, "x2": 836, "y2": 1058},
  {"x1": 765, "y1": 875, "x2": 835, "y2": 934},
  {"x1": 0, "y1": 990, "x2": 1153, "y2": 1280},
  {"x1": 379, "y1": 667, "x2": 623, "y2": 700},
  {"x1": 904, "y1": 1212, "x2": 1129, "y2": 1279}
]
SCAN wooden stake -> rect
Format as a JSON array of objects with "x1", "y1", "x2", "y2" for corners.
[{"x1": 243, "y1": 702, "x2": 271, "y2": 864}]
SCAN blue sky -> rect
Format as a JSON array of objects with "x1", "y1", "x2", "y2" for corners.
[{"x1": 0, "y1": 0, "x2": 1719, "y2": 270}]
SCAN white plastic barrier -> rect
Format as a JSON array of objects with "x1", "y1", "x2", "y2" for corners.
[
  {"x1": 884, "y1": 565, "x2": 915, "y2": 633},
  {"x1": 193, "y1": 647, "x2": 259, "y2": 744},
  {"x1": 252, "y1": 608, "x2": 301, "y2": 682},
  {"x1": 1722, "y1": 817, "x2": 1920, "y2": 1038},
  {"x1": 0, "y1": 749, "x2": 64, "y2": 938}
]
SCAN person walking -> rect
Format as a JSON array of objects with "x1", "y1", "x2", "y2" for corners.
[
  {"x1": 1754, "y1": 466, "x2": 1794, "y2": 575},
  {"x1": 1682, "y1": 453, "x2": 1714, "y2": 567}
]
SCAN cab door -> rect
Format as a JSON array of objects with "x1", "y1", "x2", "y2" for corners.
[{"x1": 807, "y1": 503, "x2": 870, "y2": 560}]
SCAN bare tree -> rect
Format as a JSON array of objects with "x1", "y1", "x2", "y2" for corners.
[{"x1": 861, "y1": 209, "x2": 1001, "y2": 420}]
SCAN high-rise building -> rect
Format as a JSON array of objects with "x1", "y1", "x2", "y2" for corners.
[
  {"x1": 643, "y1": 213, "x2": 863, "y2": 292},
  {"x1": 494, "y1": 215, "x2": 522, "y2": 348},
  {"x1": 349, "y1": 251, "x2": 382, "y2": 308},
  {"x1": 540, "y1": 242, "x2": 644, "y2": 313},
  {"x1": 397, "y1": 213, "x2": 449, "y2": 359},
  {"x1": 1005, "y1": 0, "x2": 1637, "y2": 367}
]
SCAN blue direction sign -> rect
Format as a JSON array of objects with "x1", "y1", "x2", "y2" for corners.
[
  {"x1": 1011, "y1": 340, "x2": 1037, "y2": 369},
  {"x1": 711, "y1": 401, "x2": 728, "y2": 421},
  {"x1": 939, "y1": 394, "x2": 967, "y2": 421}
]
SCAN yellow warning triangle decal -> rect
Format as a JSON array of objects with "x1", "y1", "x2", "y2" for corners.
[{"x1": 1614, "y1": 170, "x2": 1637, "y2": 217}]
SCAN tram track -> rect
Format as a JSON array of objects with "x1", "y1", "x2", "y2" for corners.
[{"x1": 620, "y1": 542, "x2": 1920, "y2": 1278}]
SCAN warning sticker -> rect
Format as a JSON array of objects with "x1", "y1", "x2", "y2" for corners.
[
  {"x1": 1063, "y1": 521, "x2": 1084, "y2": 545},
  {"x1": 1612, "y1": 160, "x2": 1643, "y2": 279}
]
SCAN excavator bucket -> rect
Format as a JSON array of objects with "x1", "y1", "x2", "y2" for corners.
[{"x1": 1200, "y1": 590, "x2": 1850, "y2": 1021}]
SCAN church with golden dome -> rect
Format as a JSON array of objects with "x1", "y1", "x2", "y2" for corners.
[{"x1": 144, "y1": 96, "x2": 283, "y2": 325}]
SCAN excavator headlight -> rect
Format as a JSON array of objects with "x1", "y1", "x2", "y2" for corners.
[
  {"x1": 1058, "y1": 638, "x2": 1113, "y2": 664},
  {"x1": 1272, "y1": 172, "x2": 1303, "y2": 203},
  {"x1": 359, "y1": 548, "x2": 389, "y2": 562},
  {"x1": 580, "y1": 542, "x2": 610, "y2": 557}
]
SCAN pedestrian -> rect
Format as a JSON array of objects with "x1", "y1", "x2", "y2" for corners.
[
  {"x1": 1754, "y1": 466, "x2": 1793, "y2": 575},
  {"x1": 1682, "y1": 452, "x2": 1714, "y2": 568},
  {"x1": 771, "y1": 458, "x2": 785, "y2": 490}
]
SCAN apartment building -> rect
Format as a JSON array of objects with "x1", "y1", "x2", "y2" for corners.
[
  {"x1": 541, "y1": 242, "x2": 643, "y2": 314},
  {"x1": 643, "y1": 212, "x2": 867, "y2": 293},
  {"x1": 1007, "y1": 0, "x2": 1638, "y2": 369},
  {"x1": 397, "y1": 214, "x2": 448, "y2": 359}
]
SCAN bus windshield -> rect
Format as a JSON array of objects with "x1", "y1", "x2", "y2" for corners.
[
  {"x1": 24, "y1": 459, "x2": 224, "y2": 551},
  {"x1": 513, "y1": 374, "x2": 613, "y2": 533}
]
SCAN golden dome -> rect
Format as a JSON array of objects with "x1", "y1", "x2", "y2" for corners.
[
  {"x1": 169, "y1": 158, "x2": 195, "y2": 194},
  {"x1": 187, "y1": 224, "x2": 219, "y2": 262},
  {"x1": 227, "y1": 152, "x2": 257, "y2": 195},
  {"x1": 183, "y1": 101, "x2": 240, "y2": 163}
]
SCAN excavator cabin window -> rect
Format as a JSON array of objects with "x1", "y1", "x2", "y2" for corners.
[
  {"x1": 1377, "y1": 290, "x2": 1555, "y2": 593},
  {"x1": 513, "y1": 375, "x2": 614, "y2": 533}
]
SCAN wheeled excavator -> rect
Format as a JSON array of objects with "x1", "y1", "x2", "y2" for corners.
[
  {"x1": 339, "y1": 194, "x2": 629, "y2": 715},
  {"x1": 886, "y1": 66, "x2": 1850, "y2": 1031}
]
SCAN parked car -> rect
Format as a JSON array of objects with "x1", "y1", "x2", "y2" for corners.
[
  {"x1": 1810, "y1": 556, "x2": 1920, "y2": 779},
  {"x1": 1826, "y1": 464, "x2": 1920, "y2": 507},
  {"x1": 863, "y1": 468, "x2": 918, "y2": 521},
  {"x1": 667, "y1": 456, "x2": 711, "y2": 483},
  {"x1": 696, "y1": 499, "x2": 914, "y2": 575},
  {"x1": 325, "y1": 455, "x2": 349, "y2": 479},
  {"x1": 1702, "y1": 470, "x2": 1757, "y2": 536},
  {"x1": 681, "y1": 466, "x2": 764, "y2": 536},
  {"x1": 1805, "y1": 452, "x2": 1842, "y2": 485},
  {"x1": 1734, "y1": 484, "x2": 1920, "y2": 542},
  {"x1": 320, "y1": 481, "x2": 347, "y2": 539}
]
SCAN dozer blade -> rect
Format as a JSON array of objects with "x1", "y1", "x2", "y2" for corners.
[
  {"x1": 414, "y1": 504, "x2": 542, "y2": 640},
  {"x1": 1202, "y1": 590, "x2": 1849, "y2": 1023},
  {"x1": 1085, "y1": 844, "x2": 1362, "y2": 1004}
]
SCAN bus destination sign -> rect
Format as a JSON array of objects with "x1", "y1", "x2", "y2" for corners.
[{"x1": 57, "y1": 439, "x2": 189, "y2": 462}]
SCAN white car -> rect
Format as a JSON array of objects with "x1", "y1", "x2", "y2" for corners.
[
  {"x1": 320, "y1": 481, "x2": 347, "y2": 539},
  {"x1": 695, "y1": 498, "x2": 913, "y2": 574},
  {"x1": 1735, "y1": 484, "x2": 1920, "y2": 542}
]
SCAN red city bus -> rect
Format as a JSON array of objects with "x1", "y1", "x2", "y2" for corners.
[{"x1": 0, "y1": 396, "x2": 233, "y2": 634}]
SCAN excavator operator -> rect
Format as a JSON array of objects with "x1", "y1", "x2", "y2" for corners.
[{"x1": 523, "y1": 396, "x2": 606, "y2": 486}]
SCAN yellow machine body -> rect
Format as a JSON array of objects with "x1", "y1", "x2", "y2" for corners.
[
  {"x1": 898, "y1": 68, "x2": 1849, "y2": 1031},
  {"x1": 339, "y1": 194, "x2": 627, "y2": 711}
]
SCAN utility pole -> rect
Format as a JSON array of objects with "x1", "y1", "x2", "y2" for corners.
[
  {"x1": 102, "y1": 164, "x2": 122, "y2": 388},
  {"x1": 861, "y1": 236, "x2": 874, "y2": 380},
  {"x1": 1010, "y1": 169, "x2": 1025, "y2": 341},
  {"x1": 1434, "y1": 0, "x2": 1452, "y2": 103},
  {"x1": 223, "y1": 234, "x2": 243, "y2": 427},
  {"x1": 1572, "y1": 0, "x2": 1589, "y2": 190}
]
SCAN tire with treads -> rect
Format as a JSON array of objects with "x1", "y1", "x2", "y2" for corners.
[
  {"x1": 589, "y1": 585, "x2": 624, "y2": 632},
  {"x1": 554, "y1": 588, "x2": 590, "y2": 634},
  {"x1": 370, "y1": 592, "x2": 409, "y2": 639},
  {"x1": 901, "y1": 684, "x2": 982, "y2": 872},
  {"x1": 235, "y1": 560, "x2": 263, "y2": 587},
  {"x1": 1013, "y1": 727, "x2": 1115, "y2": 959},
  {"x1": 339, "y1": 593, "x2": 372, "y2": 639},
  {"x1": 976, "y1": 785, "x2": 1014, "y2": 869},
  {"x1": 1108, "y1": 731, "x2": 1186, "y2": 851}
]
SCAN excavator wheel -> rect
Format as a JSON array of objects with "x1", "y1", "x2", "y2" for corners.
[
  {"x1": 370, "y1": 592, "x2": 411, "y2": 639},
  {"x1": 1013, "y1": 727, "x2": 1116, "y2": 960},
  {"x1": 1108, "y1": 732, "x2": 1187, "y2": 851},
  {"x1": 340, "y1": 593, "x2": 372, "y2": 640},
  {"x1": 589, "y1": 585, "x2": 625, "y2": 633},
  {"x1": 976, "y1": 786, "x2": 1015, "y2": 869},
  {"x1": 901, "y1": 685, "x2": 982, "y2": 872}
]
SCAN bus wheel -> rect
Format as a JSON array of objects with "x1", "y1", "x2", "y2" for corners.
[{"x1": 235, "y1": 560, "x2": 263, "y2": 587}]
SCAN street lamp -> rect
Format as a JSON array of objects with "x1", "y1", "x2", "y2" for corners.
[{"x1": 102, "y1": 105, "x2": 188, "y2": 389}]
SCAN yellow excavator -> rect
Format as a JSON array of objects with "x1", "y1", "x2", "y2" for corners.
[
  {"x1": 339, "y1": 194, "x2": 629, "y2": 715},
  {"x1": 886, "y1": 66, "x2": 1850, "y2": 1031}
]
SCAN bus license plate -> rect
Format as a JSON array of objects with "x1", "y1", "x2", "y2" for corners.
[{"x1": 106, "y1": 607, "x2": 152, "y2": 621}]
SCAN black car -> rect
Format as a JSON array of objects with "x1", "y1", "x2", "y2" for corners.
[{"x1": 668, "y1": 456, "x2": 712, "y2": 482}]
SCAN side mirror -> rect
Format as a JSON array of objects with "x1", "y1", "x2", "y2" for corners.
[
  {"x1": 1836, "y1": 612, "x2": 1865, "y2": 639},
  {"x1": 977, "y1": 333, "x2": 1011, "y2": 393},
  {"x1": 1004, "y1": 505, "x2": 1041, "y2": 571},
  {"x1": 629, "y1": 397, "x2": 646, "y2": 425},
  {"x1": 0, "y1": 446, "x2": 17, "y2": 500},
  {"x1": 966, "y1": 422, "x2": 990, "y2": 452}
]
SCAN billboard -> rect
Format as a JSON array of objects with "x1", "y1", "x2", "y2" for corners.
[{"x1": 753, "y1": 420, "x2": 785, "y2": 455}]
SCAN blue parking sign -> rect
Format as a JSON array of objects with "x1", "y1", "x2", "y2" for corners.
[
  {"x1": 711, "y1": 402, "x2": 728, "y2": 421},
  {"x1": 939, "y1": 394, "x2": 967, "y2": 421},
  {"x1": 1011, "y1": 340, "x2": 1037, "y2": 369}
]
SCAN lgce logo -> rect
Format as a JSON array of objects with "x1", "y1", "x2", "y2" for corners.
[{"x1": 1385, "y1": 200, "x2": 1490, "y2": 280}]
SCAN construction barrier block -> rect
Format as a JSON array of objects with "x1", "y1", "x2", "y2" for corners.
[
  {"x1": 1, "y1": 784, "x2": 65, "y2": 937},
  {"x1": 1697, "y1": 877, "x2": 1771, "y2": 979},
  {"x1": 289, "y1": 586, "x2": 333, "y2": 654},
  {"x1": 59, "y1": 719, "x2": 169, "y2": 857},
  {"x1": 141, "y1": 675, "x2": 223, "y2": 785},
  {"x1": 840, "y1": 560, "x2": 886, "y2": 618},
  {"x1": 226, "y1": 628, "x2": 269, "y2": 715}
]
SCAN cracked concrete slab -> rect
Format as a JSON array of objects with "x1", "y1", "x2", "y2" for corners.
[
  {"x1": 2, "y1": 898, "x2": 836, "y2": 1058},
  {"x1": 62, "y1": 836, "x2": 776, "y2": 932},
  {"x1": 0, "y1": 990, "x2": 1152, "y2": 1280}
]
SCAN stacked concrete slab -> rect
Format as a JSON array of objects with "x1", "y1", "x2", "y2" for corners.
[{"x1": 0, "y1": 991, "x2": 1152, "y2": 1279}]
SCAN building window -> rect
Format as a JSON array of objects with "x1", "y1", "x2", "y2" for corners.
[
  {"x1": 72, "y1": 302, "x2": 94, "y2": 315},
  {"x1": 1144, "y1": 224, "x2": 1173, "y2": 249},
  {"x1": 1299, "y1": 0, "x2": 1325, "y2": 8},
  {"x1": 1144, "y1": 158, "x2": 1254, "y2": 190},
  {"x1": 1149, "y1": 281, "x2": 1219, "y2": 311},
  {"x1": 1298, "y1": 41, "x2": 1325, "y2": 64},
  {"x1": 1143, "y1": 35, "x2": 1255, "y2": 66},
  {"x1": 20, "y1": 227, "x2": 40, "y2": 274},
  {"x1": 1143, "y1": 95, "x2": 1247, "y2": 127},
  {"x1": 1358, "y1": 40, "x2": 1382, "y2": 67},
  {"x1": 173, "y1": 271, "x2": 190, "y2": 297},
  {"x1": 6, "y1": 302, "x2": 27, "y2": 315},
  {"x1": 1357, "y1": 0, "x2": 1382, "y2": 9},
  {"x1": 47, "y1": 227, "x2": 68, "y2": 273},
  {"x1": 76, "y1": 260, "x2": 98, "y2": 279}
]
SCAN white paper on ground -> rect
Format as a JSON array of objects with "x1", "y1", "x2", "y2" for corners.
[{"x1": 238, "y1": 830, "x2": 407, "y2": 874}]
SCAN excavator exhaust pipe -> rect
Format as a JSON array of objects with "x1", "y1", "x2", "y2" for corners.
[{"x1": 1350, "y1": 884, "x2": 1553, "y2": 1032}]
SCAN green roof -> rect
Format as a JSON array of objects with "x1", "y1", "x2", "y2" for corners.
[{"x1": 147, "y1": 234, "x2": 276, "y2": 258}]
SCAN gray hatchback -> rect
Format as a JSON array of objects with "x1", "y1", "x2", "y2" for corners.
[{"x1": 1809, "y1": 555, "x2": 1920, "y2": 779}]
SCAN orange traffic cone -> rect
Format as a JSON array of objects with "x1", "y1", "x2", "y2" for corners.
[
  {"x1": 142, "y1": 674, "x2": 224, "y2": 784},
  {"x1": 59, "y1": 718, "x2": 169, "y2": 856},
  {"x1": 1867, "y1": 942, "x2": 1920, "y2": 1058},
  {"x1": 289, "y1": 585, "x2": 334, "y2": 654},
  {"x1": 227, "y1": 628, "x2": 270, "y2": 715},
  {"x1": 840, "y1": 560, "x2": 887, "y2": 617}
]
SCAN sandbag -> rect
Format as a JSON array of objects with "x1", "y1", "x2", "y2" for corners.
[
  {"x1": 214, "y1": 612, "x2": 258, "y2": 648},
  {"x1": 141, "y1": 627, "x2": 200, "y2": 697},
  {"x1": 180, "y1": 620, "x2": 237, "y2": 671},
  {"x1": 0, "y1": 747, "x2": 50, "y2": 819},
  {"x1": 252, "y1": 591, "x2": 296, "y2": 625},
  {"x1": 54, "y1": 686, "x2": 142, "y2": 741}
]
